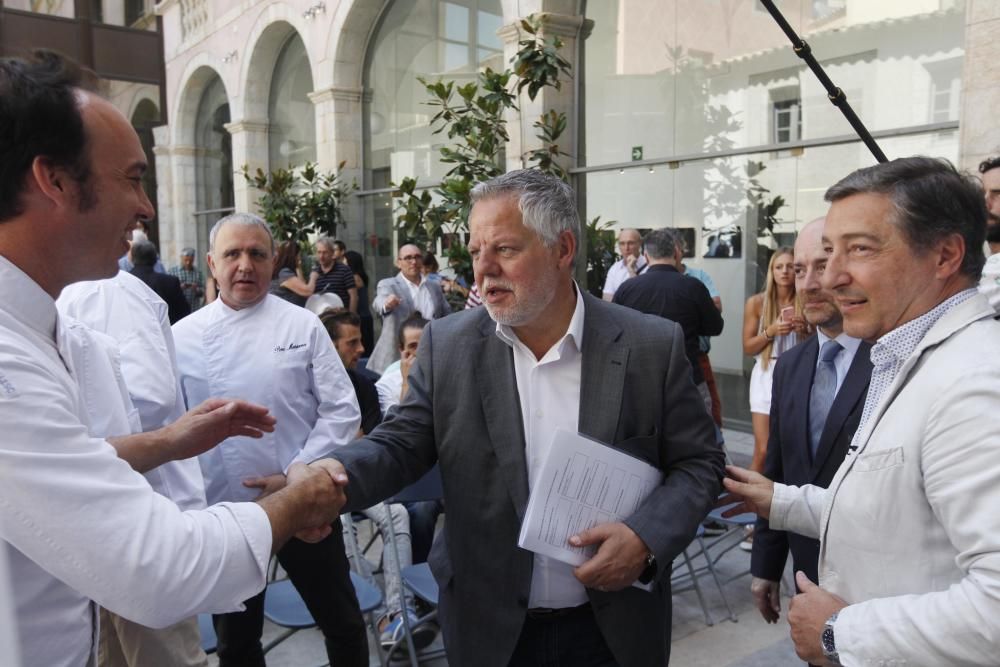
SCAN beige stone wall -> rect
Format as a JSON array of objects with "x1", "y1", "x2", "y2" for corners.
[{"x1": 960, "y1": 0, "x2": 1000, "y2": 171}]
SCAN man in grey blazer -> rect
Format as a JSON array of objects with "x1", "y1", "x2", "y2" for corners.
[
  {"x1": 367, "y1": 244, "x2": 449, "y2": 374},
  {"x1": 316, "y1": 170, "x2": 725, "y2": 666}
]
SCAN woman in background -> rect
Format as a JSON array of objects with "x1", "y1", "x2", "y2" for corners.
[
  {"x1": 345, "y1": 250, "x2": 374, "y2": 356},
  {"x1": 270, "y1": 241, "x2": 314, "y2": 307},
  {"x1": 742, "y1": 247, "x2": 806, "y2": 473}
]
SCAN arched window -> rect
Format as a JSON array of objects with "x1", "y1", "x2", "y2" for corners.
[
  {"x1": 365, "y1": 0, "x2": 503, "y2": 190},
  {"x1": 194, "y1": 75, "x2": 232, "y2": 213},
  {"x1": 268, "y1": 33, "x2": 316, "y2": 169}
]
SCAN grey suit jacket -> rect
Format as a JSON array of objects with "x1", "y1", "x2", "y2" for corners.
[
  {"x1": 332, "y1": 293, "x2": 725, "y2": 666},
  {"x1": 367, "y1": 273, "x2": 449, "y2": 374}
]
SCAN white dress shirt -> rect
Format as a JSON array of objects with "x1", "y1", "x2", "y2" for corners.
[
  {"x1": 0, "y1": 255, "x2": 272, "y2": 667},
  {"x1": 496, "y1": 285, "x2": 588, "y2": 609},
  {"x1": 375, "y1": 360, "x2": 403, "y2": 415},
  {"x1": 173, "y1": 295, "x2": 361, "y2": 504},
  {"x1": 58, "y1": 271, "x2": 206, "y2": 510},
  {"x1": 602, "y1": 256, "x2": 647, "y2": 297},
  {"x1": 813, "y1": 328, "x2": 862, "y2": 396}
]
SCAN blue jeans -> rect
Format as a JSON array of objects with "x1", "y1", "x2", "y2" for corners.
[{"x1": 508, "y1": 605, "x2": 618, "y2": 667}]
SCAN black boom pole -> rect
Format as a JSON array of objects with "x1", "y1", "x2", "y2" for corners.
[{"x1": 758, "y1": 0, "x2": 888, "y2": 164}]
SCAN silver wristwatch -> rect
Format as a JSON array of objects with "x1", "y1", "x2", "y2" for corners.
[{"x1": 821, "y1": 611, "x2": 842, "y2": 666}]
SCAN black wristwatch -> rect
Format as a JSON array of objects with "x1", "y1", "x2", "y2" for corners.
[
  {"x1": 822, "y1": 611, "x2": 842, "y2": 666},
  {"x1": 637, "y1": 551, "x2": 657, "y2": 584}
]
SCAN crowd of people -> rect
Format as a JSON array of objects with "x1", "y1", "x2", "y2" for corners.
[{"x1": 4, "y1": 48, "x2": 1000, "y2": 667}]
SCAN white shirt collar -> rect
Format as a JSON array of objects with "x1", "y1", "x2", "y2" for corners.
[
  {"x1": 0, "y1": 253, "x2": 58, "y2": 341},
  {"x1": 495, "y1": 283, "x2": 585, "y2": 359}
]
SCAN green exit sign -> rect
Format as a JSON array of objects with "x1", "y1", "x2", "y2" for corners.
[{"x1": 631, "y1": 146, "x2": 643, "y2": 161}]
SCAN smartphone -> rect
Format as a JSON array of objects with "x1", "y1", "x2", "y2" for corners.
[{"x1": 780, "y1": 306, "x2": 795, "y2": 323}]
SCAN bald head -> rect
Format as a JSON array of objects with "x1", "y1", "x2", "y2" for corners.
[
  {"x1": 397, "y1": 243, "x2": 424, "y2": 283},
  {"x1": 794, "y1": 217, "x2": 842, "y2": 335}
]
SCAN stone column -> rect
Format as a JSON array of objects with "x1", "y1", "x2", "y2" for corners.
[
  {"x1": 497, "y1": 8, "x2": 591, "y2": 175},
  {"x1": 151, "y1": 125, "x2": 177, "y2": 262},
  {"x1": 309, "y1": 85, "x2": 367, "y2": 240},
  {"x1": 308, "y1": 85, "x2": 365, "y2": 171},
  {"x1": 225, "y1": 119, "x2": 270, "y2": 212},
  {"x1": 960, "y1": 1, "x2": 1000, "y2": 170},
  {"x1": 163, "y1": 144, "x2": 204, "y2": 260}
]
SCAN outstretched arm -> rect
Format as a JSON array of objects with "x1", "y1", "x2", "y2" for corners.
[{"x1": 108, "y1": 398, "x2": 275, "y2": 473}]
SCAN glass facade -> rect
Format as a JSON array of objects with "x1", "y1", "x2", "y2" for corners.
[
  {"x1": 580, "y1": 0, "x2": 964, "y2": 425},
  {"x1": 361, "y1": 0, "x2": 503, "y2": 276},
  {"x1": 268, "y1": 33, "x2": 317, "y2": 170}
]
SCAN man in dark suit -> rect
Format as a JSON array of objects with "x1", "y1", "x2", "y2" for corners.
[
  {"x1": 750, "y1": 218, "x2": 872, "y2": 623},
  {"x1": 613, "y1": 227, "x2": 724, "y2": 414},
  {"x1": 129, "y1": 240, "x2": 190, "y2": 324},
  {"x1": 313, "y1": 170, "x2": 725, "y2": 666}
]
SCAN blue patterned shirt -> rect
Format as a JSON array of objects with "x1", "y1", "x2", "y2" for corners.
[{"x1": 857, "y1": 288, "x2": 979, "y2": 434}]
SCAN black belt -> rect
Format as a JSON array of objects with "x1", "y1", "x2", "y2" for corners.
[{"x1": 525, "y1": 603, "x2": 591, "y2": 620}]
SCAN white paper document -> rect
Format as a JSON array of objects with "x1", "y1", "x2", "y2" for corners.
[{"x1": 517, "y1": 429, "x2": 664, "y2": 568}]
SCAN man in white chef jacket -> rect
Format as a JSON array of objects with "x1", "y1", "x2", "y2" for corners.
[
  {"x1": 0, "y1": 50, "x2": 350, "y2": 667},
  {"x1": 59, "y1": 270, "x2": 212, "y2": 667},
  {"x1": 173, "y1": 212, "x2": 368, "y2": 667}
]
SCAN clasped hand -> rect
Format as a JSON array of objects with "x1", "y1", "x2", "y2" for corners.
[{"x1": 570, "y1": 522, "x2": 651, "y2": 592}]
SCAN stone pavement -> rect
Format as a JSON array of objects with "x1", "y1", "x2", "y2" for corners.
[{"x1": 209, "y1": 428, "x2": 803, "y2": 666}]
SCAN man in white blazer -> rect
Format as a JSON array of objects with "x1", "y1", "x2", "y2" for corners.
[
  {"x1": 724, "y1": 157, "x2": 1000, "y2": 666},
  {"x1": 367, "y1": 243, "x2": 449, "y2": 374}
]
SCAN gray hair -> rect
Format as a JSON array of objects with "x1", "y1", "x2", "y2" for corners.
[
  {"x1": 825, "y1": 157, "x2": 986, "y2": 279},
  {"x1": 315, "y1": 236, "x2": 334, "y2": 252},
  {"x1": 208, "y1": 212, "x2": 274, "y2": 254},
  {"x1": 470, "y1": 170, "x2": 580, "y2": 250},
  {"x1": 643, "y1": 228, "x2": 681, "y2": 260}
]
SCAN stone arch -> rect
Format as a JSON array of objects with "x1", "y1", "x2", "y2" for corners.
[
  {"x1": 126, "y1": 89, "x2": 160, "y2": 124},
  {"x1": 327, "y1": 0, "x2": 389, "y2": 91},
  {"x1": 240, "y1": 9, "x2": 317, "y2": 122},
  {"x1": 173, "y1": 60, "x2": 230, "y2": 147}
]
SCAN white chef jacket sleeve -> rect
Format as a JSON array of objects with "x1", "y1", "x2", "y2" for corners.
[
  {"x1": 288, "y1": 320, "x2": 361, "y2": 468},
  {"x1": 835, "y1": 368, "x2": 1000, "y2": 666},
  {"x1": 768, "y1": 481, "x2": 825, "y2": 540},
  {"x1": 0, "y1": 353, "x2": 272, "y2": 629}
]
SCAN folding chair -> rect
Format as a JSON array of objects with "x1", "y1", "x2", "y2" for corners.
[
  {"x1": 670, "y1": 524, "x2": 737, "y2": 626},
  {"x1": 262, "y1": 545, "x2": 387, "y2": 666},
  {"x1": 381, "y1": 466, "x2": 446, "y2": 664},
  {"x1": 341, "y1": 514, "x2": 390, "y2": 666},
  {"x1": 703, "y1": 500, "x2": 757, "y2": 584}
]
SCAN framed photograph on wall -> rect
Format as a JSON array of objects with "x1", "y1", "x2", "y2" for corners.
[{"x1": 676, "y1": 228, "x2": 696, "y2": 258}]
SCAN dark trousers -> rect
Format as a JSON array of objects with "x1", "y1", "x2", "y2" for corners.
[
  {"x1": 403, "y1": 499, "x2": 443, "y2": 564},
  {"x1": 508, "y1": 605, "x2": 618, "y2": 667},
  {"x1": 213, "y1": 521, "x2": 368, "y2": 667}
]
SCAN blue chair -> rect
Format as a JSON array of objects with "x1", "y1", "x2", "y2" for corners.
[
  {"x1": 703, "y1": 500, "x2": 757, "y2": 584},
  {"x1": 261, "y1": 563, "x2": 386, "y2": 665},
  {"x1": 197, "y1": 614, "x2": 217, "y2": 654},
  {"x1": 671, "y1": 525, "x2": 737, "y2": 626},
  {"x1": 382, "y1": 466, "x2": 446, "y2": 664}
]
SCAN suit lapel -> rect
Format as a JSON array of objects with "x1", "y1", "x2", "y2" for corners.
[
  {"x1": 578, "y1": 295, "x2": 626, "y2": 445},
  {"x1": 475, "y1": 318, "x2": 531, "y2": 520},
  {"x1": 810, "y1": 342, "x2": 872, "y2": 480},
  {"x1": 790, "y1": 338, "x2": 819, "y2": 470},
  {"x1": 395, "y1": 274, "x2": 416, "y2": 313}
]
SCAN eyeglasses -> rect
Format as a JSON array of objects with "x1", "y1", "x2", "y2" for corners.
[{"x1": 399, "y1": 254, "x2": 423, "y2": 262}]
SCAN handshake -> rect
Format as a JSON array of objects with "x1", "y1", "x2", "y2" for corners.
[{"x1": 247, "y1": 460, "x2": 354, "y2": 548}]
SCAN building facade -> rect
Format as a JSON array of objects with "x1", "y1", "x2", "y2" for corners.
[{"x1": 9, "y1": 0, "x2": 998, "y2": 425}]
